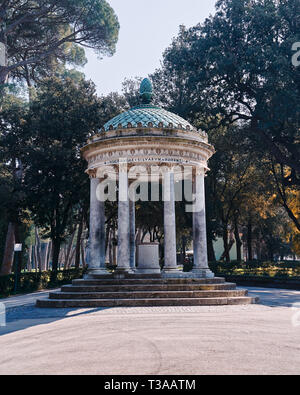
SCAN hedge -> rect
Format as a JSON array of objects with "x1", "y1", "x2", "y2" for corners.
[
  {"x1": 209, "y1": 260, "x2": 300, "y2": 278},
  {"x1": 222, "y1": 275, "x2": 300, "y2": 291},
  {"x1": 182, "y1": 260, "x2": 300, "y2": 278},
  {"x1": 0, "y1": 269, "x2": 85, "y2": 298}
]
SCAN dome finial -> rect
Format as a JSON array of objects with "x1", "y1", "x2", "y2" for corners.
[{"x1": 140, "y1": 78, "x2": 153, "y2": 104}]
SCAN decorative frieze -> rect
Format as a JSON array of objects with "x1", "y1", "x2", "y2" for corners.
[{"x1": 86, "y1": 145, "x2": 209, "y2": 170}]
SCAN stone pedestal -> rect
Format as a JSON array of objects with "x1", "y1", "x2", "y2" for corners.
[{"x1": 136, "y1": 243, "x2": 160, "y2": 274}]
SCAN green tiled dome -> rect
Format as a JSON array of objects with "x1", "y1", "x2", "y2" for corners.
[{"x1": 102, "y1": 104, "x2": 194, "y2": 132}]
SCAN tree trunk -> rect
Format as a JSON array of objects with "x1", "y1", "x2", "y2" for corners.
[
  {"x1": 112, "y1": 228, "x2": 117, "y2": 266},
  {"x1": 80, "y1": 239, "x2": 87, "y2": 268},
  {"x1": 67, "y1": 248, "x2": 76, "y2": 269},
  {"x1": 247, "y1": 219, "x2": 253, "y2": 261},
  {"x1": 75, "y1": 219, "x2": 84, "y2": 270},
  {"x1": 46, "y1": 242, "x2": 52, "y2": 270},
  {"x1": 221, "y1": 225, "x2": 230, "y2": 263},
  {"x1": 234, "y1": 219, "x2": 242, "y2": 262},
  {"x1": 0, "y1": 68, "x2": 8, "y2": 85},
  {"x1": 107, "y1": 229, "x2": 112, "y2": 265},
  {"x1": 27, "y1": 245, "x2": 32, "y2": 272},
  {"x1": 180, "y1": 236, "x2": 186, "y2": 266},
  {"x1": 0, "y1": 29, "x2": 8, "y2": 85},
  {"x1": 51, "y1": 238, "x2": 61, "y2": 279},
  {"x1": 0, "y1": 223, "x2": 15, "y2": 276},
  {"x1": 105, "y1": 225, "x2": 111, "y2": 265},
  {"x1": 40, "y1": 243, "x2": 49, "y2": 271},
  {"x1": 64, "y1": 231, "x2": 76, "y2": 269},
  {"x1": 0, "y1": 37, "x2": 8, "y2": 84},
  {"x1": 33, "y1": 245, "x2": 38, "y2": 271},
  {"x1": 35, "y1": 227, "x2": 42, "y2": 272},
  {"x1": 256, "y1": 240, "x2": 262, "y2": 261},
  {"x1": 207, "y1": 235, "x2": 216, "y2": 262}
]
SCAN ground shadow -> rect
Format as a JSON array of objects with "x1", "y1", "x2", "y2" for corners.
[
  {"x1": 244, "y1": 286, "x2": 300, "y2": 308},
  {"x1": 0, "y1": 306, "x2": 113, "y2": 336}
]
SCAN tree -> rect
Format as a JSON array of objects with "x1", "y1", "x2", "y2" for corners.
[
  {"x1": 21, "y1": 76, "x2": 102, "y2": 275},
  {"x1": 0, "y1": 94, "x2": 29, "y2": 274},
  {"x1": 155, "y1": 0, "x2": 300, "y2": 229},
  {"x1": 0, "y1": 0, "x2": 120, "y2": 85}
]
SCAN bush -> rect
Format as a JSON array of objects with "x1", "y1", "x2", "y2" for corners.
[
  {"x1": 208, "y1": 260, "x2": 300, "y2": 278},
  {"x1": 0, "y1": 269, "x2": 85, "y2": 298}
]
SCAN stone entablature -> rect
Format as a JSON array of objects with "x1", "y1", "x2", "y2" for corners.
[{"x1": 81, "y1": 128, "x2": 214, "y2": 176}]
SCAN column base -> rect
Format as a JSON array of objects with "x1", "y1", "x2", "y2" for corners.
[
  {"x1": 191, "y1": 268, "x2": 215, "y2": 278},
  {"x1": 135, "y1": 268, "x2": 161, "y2": 275},
  {"x1": 162, "y1": 267, "x2": 181, "y2": 273},
  {"x1": 161, "y1": 269, "x2": 215, "y2": 279},
  {"x1": 115, "y1": 267, "x2": 135, "y2": 274},
  {"x1": 85, "y1": 268, "x2": 110, "y2": 279},
  {"x1": 162, "y1": 267, "x2": 182, "y2": 278}
]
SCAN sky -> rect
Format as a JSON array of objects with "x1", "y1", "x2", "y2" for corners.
[{"x1": 83, "y1": 0, "x2": 217, "y2": 96}]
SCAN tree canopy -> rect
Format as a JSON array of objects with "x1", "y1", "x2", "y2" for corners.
[
  {"x1": 150, "y1": 0, "x2": 300, "y2": 233},
  {"x1": 0, "y1": 0, "x2": 120, "y2": 84}
]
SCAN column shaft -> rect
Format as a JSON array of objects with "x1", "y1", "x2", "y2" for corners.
[
  {"x1": 117, "y1": 169, "x2": 131, "y2": 271},
  {"x1": 89, "y1": 177, "x2": 106, "y2": 274},
  {"x1": 192, "y1": 169, "x2": 214, "y2": 278},
  {"x1": 163, "y1": 171, "x2": 179, "y2": 272},
  {"x1": 129, "y1": 199, "x2": 136, "y2": 270}
]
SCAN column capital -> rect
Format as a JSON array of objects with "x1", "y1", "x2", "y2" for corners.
[
  {"x1": 192, "y1": 166, "x2": 209, "y2": 181},
  {"x1": 87, "y1": 168, "x2": 98, "y2": 179},
  {"x1": 119, "y1": 158, "x2": 128, "y2": 173}
]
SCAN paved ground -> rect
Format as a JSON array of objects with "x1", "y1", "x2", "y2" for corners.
[
  {"x1": 0, "y1": 286, "x2": 300, "y2": 375},
  {"x1": 0, "y1": 289, "x2": 59, "y2": 310}
]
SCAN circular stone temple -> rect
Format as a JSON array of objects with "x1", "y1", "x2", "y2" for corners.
[
  {"x1": 37, "y1": 79, "x2": 258, "y2": 307},
  {"x1": 82, "y1": 78, "x2": 215, "y2": 278}
]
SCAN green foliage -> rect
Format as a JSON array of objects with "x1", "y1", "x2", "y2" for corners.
[
  {"x1": 0, "y1": 94, "x2": 29, "y2": 224},
  {"x1": 152, "y1": 0, "x2": 300, "y2": 232},
  {"x1": 209, "y1": 260, "x2": 300, "y2": 278},
  {"x1": 0, "y1": 269, "x2": 84, "y2": 298},
  {"x1": 20, "y1": 76, "x2": 103, "y2": 271},
  {"x1": 1, "y1": 0, "x2": 120, "y2": 84},
  {"x1": 0, "y1": 218, "x2": 8, "y2": 268},
  {"x1": 0, "y1": 73, "x2": 130, "y2": 275}
]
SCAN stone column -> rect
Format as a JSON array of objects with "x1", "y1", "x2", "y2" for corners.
[
  {"x1": 88, "y1": 174, "x2": 107, "y2": 276},
  {"x1": 192, "y1": 168, "x2": 214, "y2": 278},
  {"x1": 129, "y1": 199, "x2": 136, "y2": 270},
  {"x1": 117, "y1": 163, "x2": 131, "y2": 272},
  {"x1": 163, "y1": 169, "x2": 179, "y2": 273}
]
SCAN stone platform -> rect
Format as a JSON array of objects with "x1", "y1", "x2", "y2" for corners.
[{"x1": 36, "y1": 274, "x2": 259, "y2": 308}]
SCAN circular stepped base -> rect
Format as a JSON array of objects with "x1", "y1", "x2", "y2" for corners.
[{"x1": 36, "y1": 275, "x2": 259, "y2": 308}]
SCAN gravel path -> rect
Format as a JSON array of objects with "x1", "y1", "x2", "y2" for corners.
[{"x1": 0, "y1": 286, "x2": 299, "y2": 375}]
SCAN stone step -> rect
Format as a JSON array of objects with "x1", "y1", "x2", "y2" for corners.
[
  {"x1": 37, "y1": 296, "x2": 259, "y2": 308},
  {"x1": 73, "y1": 277, "x2": 226, "y2": 286},
  {"x1": 63, "y1": 283, "x2": 236, "y2": 292},
  {"x1": 49, "y1": 289, "x2": 248, "y2": 300}
]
